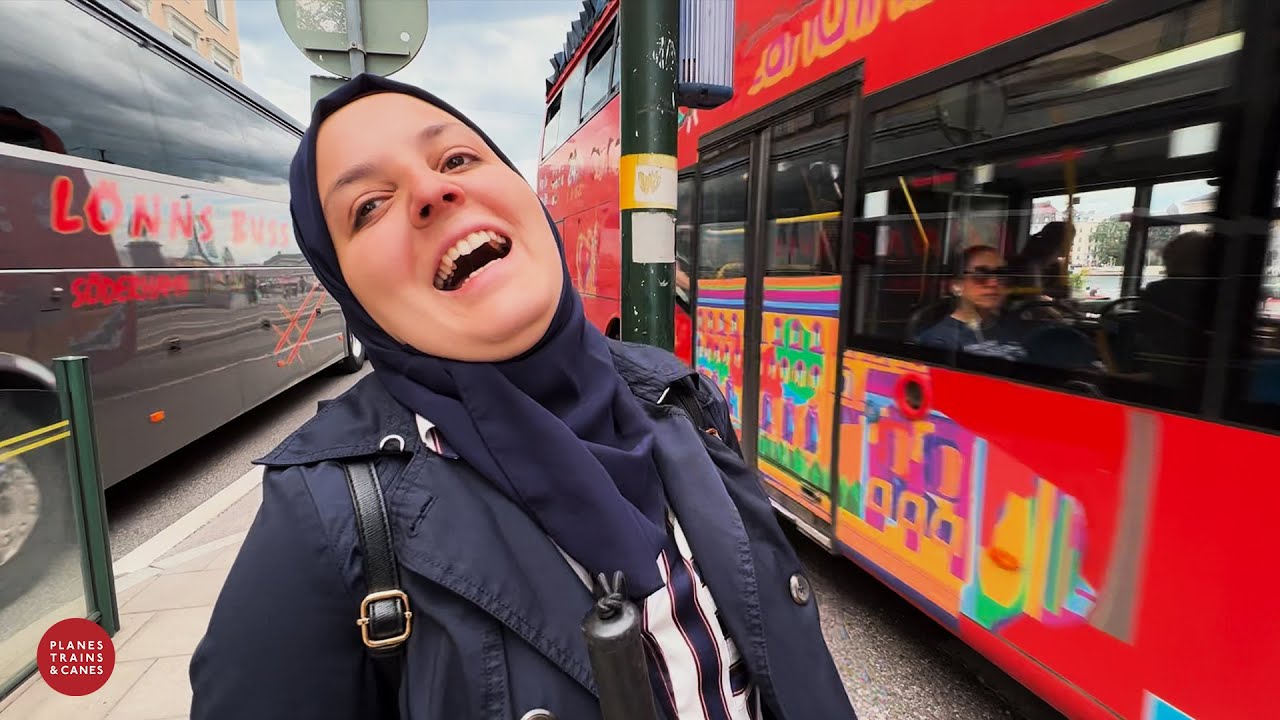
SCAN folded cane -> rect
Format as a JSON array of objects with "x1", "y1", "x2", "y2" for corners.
[{"x1": 583, "y1": 571, "x2": 660, "y2": 720}]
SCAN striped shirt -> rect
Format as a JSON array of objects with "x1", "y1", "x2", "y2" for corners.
[{"x1": 411, "y1": 416, "x2": 762, "y2": 720}]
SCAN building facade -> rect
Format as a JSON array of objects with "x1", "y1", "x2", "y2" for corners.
[{"x1": 120, "y1": 0, "x2": 242, "y2": 80}]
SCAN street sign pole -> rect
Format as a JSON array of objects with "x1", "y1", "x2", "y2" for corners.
[
  {"x1": 275, "y1": 0, "x2": 428, "y2": 109},
  {"x1": 619, "y1": 0, "x2": 679, "y2": 351},
  {"x1": 345, "y1": 0, "x2": 366, "y2": 76}
]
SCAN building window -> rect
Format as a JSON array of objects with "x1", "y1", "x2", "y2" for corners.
[
  {"x1": 166, "y1": 9, "x2": 200, "y2": 49},
  {"x1": 210, "y1": 43, "x2": 236, "y2": 75},
  {"x1": 206, "y1": 0, "x2": 226, "y2": 25}
]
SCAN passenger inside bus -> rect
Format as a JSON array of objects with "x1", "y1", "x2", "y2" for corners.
[
  {"x1": 1135, "y1": 230, "x2": 1220, "y2": 385},
  {"x1": 913, "y1": 245, "x2": 1034, "y2": 359},
  {"x1": 912, "y1": 244, "x2": 1100, "y2": 369},
  {"x1": 1007, "y1": 221, "x2": 1074, "y2": 302}
]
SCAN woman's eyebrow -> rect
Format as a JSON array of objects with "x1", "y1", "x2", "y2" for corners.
[
  {"x1": 321, "y1": 123, "x2": 468, "y2": 211},
  {"x1": 323, "y1": 160, "x2": 378, "y2": 211}
]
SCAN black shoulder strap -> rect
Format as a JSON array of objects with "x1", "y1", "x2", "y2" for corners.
[
  {"x1": 342, "y1": 459, "x2": 411, "y2": 703},
  {"x1": 660, "y1": 375, "x2": 722, "y2": 440}
]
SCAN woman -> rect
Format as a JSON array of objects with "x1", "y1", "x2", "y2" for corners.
[
  {"x1": 189, "y1": 74, "x2": 856, "y2": 720},
  {"x1": 915, "y1": 244, "x2": 1032, "y2": 358}
]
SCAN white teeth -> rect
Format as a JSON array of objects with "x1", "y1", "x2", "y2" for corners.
[{"x1": 435, "y1": 230, "x2": 511, "y2": 288}]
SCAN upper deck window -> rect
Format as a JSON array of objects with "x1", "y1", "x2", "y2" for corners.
[{"x1": 581, "y1": 20, "x2": 616, "y2": 120}]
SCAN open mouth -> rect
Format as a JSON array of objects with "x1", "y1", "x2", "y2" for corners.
[{"x1": 434, "y1": 230, "x2": 512, "y2": 291}]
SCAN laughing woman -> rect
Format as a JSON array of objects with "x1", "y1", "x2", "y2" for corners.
[{"x1": 189, "y1": 74, "x2": 857, "y2": 720}]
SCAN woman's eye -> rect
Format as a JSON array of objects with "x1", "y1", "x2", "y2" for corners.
[
  {"x1": 443, "y1": 153, "x2": 475, "y2": 171},
  {"x1": 354, "y1": 198, "x2": 383, "y2": 228}
]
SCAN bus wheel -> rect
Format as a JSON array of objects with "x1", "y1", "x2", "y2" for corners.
[
  {"x1": 0, "y1": 387, "x2": 74, "y2": 609},
  {"x1": 335, "y1": 328, "x2": 366, "y2": 374}
]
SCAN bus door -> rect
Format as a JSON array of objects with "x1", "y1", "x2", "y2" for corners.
[{"x1": 695, "y1": 79, "x2": 860, "y2": 548}]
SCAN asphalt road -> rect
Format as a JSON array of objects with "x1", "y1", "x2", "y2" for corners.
[{"x1": 102, "y1": 365, "x2": 1063, "y2": 719}]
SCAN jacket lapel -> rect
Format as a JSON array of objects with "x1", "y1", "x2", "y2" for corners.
[
  {"x1": 643, "y1": 405, "x2": 776, "y2": 700},
  {"x1": 384, "y1": 449, "x2": 601, "y2": 695}
]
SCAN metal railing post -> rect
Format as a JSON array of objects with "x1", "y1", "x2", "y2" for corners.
[{"x1": 53, "y1": 355, "x2": 118, "y2": 637}]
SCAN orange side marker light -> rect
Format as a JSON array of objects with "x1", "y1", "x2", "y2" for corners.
[
  {"x1": 149, "y1": 411, "x2": 165, "y2": 423},
  {"x1": 988, "y1": 547, "x2": 1020, "y2": 571}
]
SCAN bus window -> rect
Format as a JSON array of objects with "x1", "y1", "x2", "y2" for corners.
[
  {"x1": 676, "y1": 175, "x2": 694, "y2": 304},
  {"x1": 556, "y1": 63, "x2": 586, "y2": 149},
  {"x1": 852, "y1": 171, "x2": 954, "y2": 341},
  {"x1": 1027, "y1": 187, "x2": 1136, "y2": 302},
  {"x1": 580, "y1": 21, "x2": 615, "y2": 120},
  {"x1": 697, "y1": 146, "x2": 750, "y2": 280},
  {"x1": 765, "y1": 96, "x2": 847, "y2": 276},
  {"x1": 0, "y1": 0, "x2": 157, "y2": 168},
  {"x1": 856, "y1": 119, "x2": 1229, "y2": 411},
  {"x1": 543, "y1": 95, "x2": 561, "y2": 159},
  {"x1": 1144, "y1": 177, "x2": 1219, "y2": 287},
  {"x1": 1243, "y1": 161, "x2": 1280, "y2": 410}
]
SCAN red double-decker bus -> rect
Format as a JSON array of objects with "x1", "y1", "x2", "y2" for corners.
[{"x1": 539, "y1": 1, "x2": 1280, "y2": 719}]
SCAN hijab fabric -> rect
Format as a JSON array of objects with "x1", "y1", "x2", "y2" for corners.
[{"x1": 289, "y1": 74, "x2": 668, "y2": 600}]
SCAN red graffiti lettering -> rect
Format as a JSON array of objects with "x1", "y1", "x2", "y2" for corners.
[
  {"x1": 69, "y1": 272, "x2": 191, "y2": 309},
  {"x1": 232, "y1": 210, "x2": 247, "y2": 244},
  {"x1": 84, "y1": 180, "x2": 123, "y2": 235},
  {"x1": 50, "y1": 176, "x2": 84, "y2": 234},
  {"x1": 170, "y1": 200, "x2": 194, "y2": 241},
  {"x1": 46, "y1": 177, "x2": 291, "y2": 250},
  {"x1": 128, "y1": 194, "x2": 162, "y2": 238},
  {"x1": 197, "y1": 206, "x2": 214, "y2": 243}
]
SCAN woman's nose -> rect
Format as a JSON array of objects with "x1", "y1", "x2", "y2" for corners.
[{"x1": 412, "y1": 174, "x2": 464, "y2": 221}]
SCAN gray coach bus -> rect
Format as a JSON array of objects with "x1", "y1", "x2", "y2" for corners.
[{"x1": 0, "y1": 0, "x2": 365, "y2": 607}]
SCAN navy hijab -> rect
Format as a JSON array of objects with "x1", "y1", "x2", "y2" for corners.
[{"x1": 289, "y1": 74, "x2": 668, "y2": 600}]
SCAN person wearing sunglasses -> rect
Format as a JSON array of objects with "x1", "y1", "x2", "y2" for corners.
[{"x1": 915, "y1": 244, "x2": 1035, "y2": 359}]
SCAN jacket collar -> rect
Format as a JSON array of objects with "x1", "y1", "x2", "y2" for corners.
[{"x1": 253, "y1": 339, "x2": 699, "y2": 467}]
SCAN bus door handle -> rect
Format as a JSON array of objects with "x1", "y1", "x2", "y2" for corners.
[
  {"x1": 42, "y1": 286, "x2": 65, "y2": 311},
  {"x1": 166, "y1": 337, "x2": 182, "y2": 353}
]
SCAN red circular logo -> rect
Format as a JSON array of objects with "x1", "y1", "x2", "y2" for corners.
[{"x1": 37, "y1": 618, "x2": 115, "y2": 696}]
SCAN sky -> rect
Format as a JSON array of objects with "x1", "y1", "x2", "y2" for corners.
[{"x1": 234, "y1": 0, "x2": 585, "y2": 183}]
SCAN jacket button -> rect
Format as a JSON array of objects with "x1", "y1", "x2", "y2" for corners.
[
  {"x1": 789, "y1": 573, "x2": 812, "y2": 605},
  {"x1": 520, "y1": 711, "x2": 556, "y2": 720}
]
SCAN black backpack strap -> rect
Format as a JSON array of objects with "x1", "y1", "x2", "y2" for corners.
[
  {"x1": 659, "y1": 374, "x2": 723, "y2": 440},
  {"x1": 342, "y1": 459, "x2": 411, "y2": 701}
]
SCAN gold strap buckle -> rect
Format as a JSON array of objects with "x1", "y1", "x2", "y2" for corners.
[{"x1": 356, "y1": 589, "x2": 413, "y2": 648}]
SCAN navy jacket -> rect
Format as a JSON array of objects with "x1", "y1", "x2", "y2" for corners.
[{"x1": 189, "y1": 340, "x2": 858, "y2": 720}]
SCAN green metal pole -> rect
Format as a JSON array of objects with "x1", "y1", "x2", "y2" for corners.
[
  {"x1": 619, "y1": 0, "x2": 679, "y2": 350},
  {"x1": 53, "y1": 356, "x2": 119, "y2": 637}
]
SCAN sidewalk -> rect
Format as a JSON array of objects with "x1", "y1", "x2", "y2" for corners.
[{"x1": 0, "y1": 466, "x2": 266, "y2": 720}]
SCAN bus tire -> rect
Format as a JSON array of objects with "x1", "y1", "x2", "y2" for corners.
[
  {"x1": 0, "y1": 385, "x2": 75, "y2": 609},
  {"x1": 605, "y1": 318, "x2": 621, "y2": 340},
  {"x1": 335, "y1": 327, "x2": 366, "y2": 374}
]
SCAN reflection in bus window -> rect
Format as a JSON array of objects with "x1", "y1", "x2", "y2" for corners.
[
  {"x1": 854, "y1": 174, "x2": 953, "y2": 340},
  {"x1": 1246, "y1": 164, "x2": 1280, "y2": 407},
  {"x1": 698, "y1": 153, "x2": 749, "y2": 280},
  {"x1": 1144, "y1": 178, "x2": 1219, "y2": 288},
  {"x1": 580, "y1": 21, "x2": 615, "y2": 119},
  {"x1": 855, "y1": 118, "x2": 1230, "y2": 406},
  {"x1": 676, "y1": 176, "x2": 694, "y2": 302},
  {"x1": 1028, "y1": 188, "x2": 1135, "y2": 301},
  {"x1": 766, "y1": 99, "x2": 846, "y2": 275}
]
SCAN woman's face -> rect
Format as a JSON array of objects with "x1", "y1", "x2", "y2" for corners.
[
  {"x1": 315, "y1": 92, "x2": 563, "y2": 362},
  {"x1": 959, "y1": 249, "x2": 1008, "y2": 313}
]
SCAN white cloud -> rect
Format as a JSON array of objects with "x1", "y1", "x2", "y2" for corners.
[{"x1": 235, "y1": 1, "x2": 582, "y2": 184}]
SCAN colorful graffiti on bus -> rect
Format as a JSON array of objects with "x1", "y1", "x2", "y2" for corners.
[
  {"x1": 694, "y1": 278, "x2": 746, "y2": 431},
  {"x1": 757, "y1": 276, "x2": 841, "y2": 516},
  {"x1": 836, "y1": 350, "x2": 1098, "y2": 633}
]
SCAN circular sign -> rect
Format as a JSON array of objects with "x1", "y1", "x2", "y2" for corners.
[
  {"x1": 275, "y1": 0, "x2": 429, "y2": 79},
  {"x1": 37, "y1": 618, "x2": 115, "y2": 696}
]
